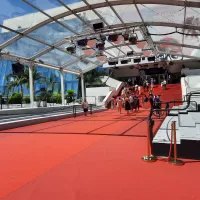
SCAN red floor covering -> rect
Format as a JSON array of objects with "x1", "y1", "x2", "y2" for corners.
[{"x1": 1, "y1": 84, "x2": 200, "y2": 200}]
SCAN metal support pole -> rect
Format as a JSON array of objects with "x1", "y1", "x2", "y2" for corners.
[
  {"x1": 60, "y1": 68, "x2": 65, "y2": 106},
  {"x1": 169, "y1": 121, "x2": 184, "y2": 165},
  {"x1": 81, "y1": 73, "x2": 85, "y2": 102},
  {"x1": 29, "y1": 65, "x2": 34, "y2": 108},
  {"x1": 0, "y1": 95, "x2": 2, "y2": 110},
  {"x1": 142, "y1": 118, "x2": 157, "y2": 162}
]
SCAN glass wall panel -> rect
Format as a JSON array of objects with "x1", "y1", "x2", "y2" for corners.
[
  {"x1": 113, "y1": 5, "x2": 142, "y2": 23},
  {"x1": 28, "y1": 21, "x2": 74, "y2": 45},
  {"x1": 36, "y1": 49, "x2": 77, "y2": 66},
  {"x1": 148, "y1": 26, "x2": 183, "y2": 44},
  {"x1": 5, "y1": 37, "x2": 48, "y2": 58},
  {"x1": 138, "y1": 4, "x2": 184, "y2": 24},
  {"x1": 95, "y1": 7, "x2": 121, "y2": 25},
  {"x1": 0, "y1": 0, "x2": 48, "y2": 32}
]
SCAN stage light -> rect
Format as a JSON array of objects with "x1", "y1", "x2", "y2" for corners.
[
  {"x1": 100, "y1": 34, "x2": 106, "y2": 41},
  {"x1": 147, "y1": 56, "x2": 155, "y2": 62},
  {"x1": 96, "y1": 42, "x2": 105, "y2": 51},
  {"x1": 38, "y1": 59, "x2": 44, "y2": 64},
  {"x1": 127, "y1": 51, "x2": 134, "y2": 57},
  {"x1": 93, "y1": 22, "x2": 104, "y2": 31},
  {"x1": 129, "y1": 34, "x2": 137, "y2": 44},
  {"x1": 77, "y1": 39, "x2": 88, "y2": 47},
  {"x1": 12, "y1": 63, "x2": 24, "y2": 75},
  {"x1": 108, "y1": 34, "x2": 119, "y2": 42},
  {"x1": 123, "y1": 33, "x2": 129, "y2": 41},
  {"x1": 121, "y1": 59, "x2": 128, "y2": 64},
  {"x1": 134, "y1": 58, "x2": 141, "y2": 63},
  {"x1": 108, "y1": 60, "x2": 118, "y2": 65},
  {"x1": 66, "y1": 45, "x2": 76, "y2": 54}
]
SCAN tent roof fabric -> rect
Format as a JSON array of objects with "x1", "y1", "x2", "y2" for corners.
[{"x1": 1, "y1": 0, "x2": 200, "y2": 74}]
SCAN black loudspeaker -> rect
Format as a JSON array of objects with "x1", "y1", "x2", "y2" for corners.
[
  {"x1": 134, "y1": 58, "x2": 141, "y2": 63},
  {"x1": 108, "y1": 60, "x2": 118, "y2": 65},
  {"x1": 121, "y1": 60, "x2": 128, "y2": 64},
  {"x1": 96, "y1": 42, "x2": 105, "y2": 50},
  {"x1": 66, "y1": 46, "x2": 76, "y2": 54},
  {"x1": 142, "y1": 57, "x2": 145, "y2": 60},
  {"x1": 127, "y1": 51, "x2": 134, "y2": 57},
  {"x1": 12, "y1": 63, "x2": 24, "y2": 75},
  {"x1": 93, "y1": 22, "x2": 104, "y2": 31},
  {"x1": 123, "y1": 33, "x2": 129, "y2": 41},
  {"x1": 77, "y1": 39, "x2": 88, "y2": 47},
  {"x1": 108, "y1": 34, "x2": 119, "y2": 42},
  {"x1": 148, "y1": 56, "x2": 155, "y2": 62}
]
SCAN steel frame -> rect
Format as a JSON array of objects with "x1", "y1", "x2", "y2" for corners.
[{"x1": 1, "y1": 0, "x2": 200, "y2": 73}]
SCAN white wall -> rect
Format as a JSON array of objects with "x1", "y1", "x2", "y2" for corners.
[{"x1": 86, "y1": 87, "x2": 110, "y2": 104}]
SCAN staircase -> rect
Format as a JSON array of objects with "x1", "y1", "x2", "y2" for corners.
[{"x1": 101, "y1": 76, "x2": 125, "y2": 108}]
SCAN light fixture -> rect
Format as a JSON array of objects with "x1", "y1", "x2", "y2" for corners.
[
  {"x1": 96, "y1": 42, "x2": 105, "y2": 51},
  {"x1": 129, "y1": 34, "x2": 138, "y2": 44},
  {"x1": 148, "y1": 56, "x2": 155, "y2": 62},
  {"x1": 108, "y1": 34, "x2": 119, "y2": 42},
  {"x1": 123, "y1": 33, "x2": 129, "y2": 41},
  {"x1": 127, "y1": 51, "x2": 134, "y2": 57},
  {"x1": 134, "y1": 58, "x2": 141, "y2": 63},
  {"x1": 93, "y1": 22, "x2": 104, "y2": 31},
  {"x1": 77, "y1": 39, "x2": 88, "y2": 47},
  {"x1": 66, "y1": 45, "x2": 76, "y2": 54},
  {"x1": 121, "y1": 59, "x2": 128, "y2": 64}
]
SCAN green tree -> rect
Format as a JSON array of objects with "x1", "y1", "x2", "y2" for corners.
[
  {"x1": 23, "y1": 66, "x2": 45, "y2": 94},
  {"x1": 6, "y1": 74, "x2": 27, "y2": 98}
]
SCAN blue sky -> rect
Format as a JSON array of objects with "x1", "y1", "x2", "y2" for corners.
[{"x1": 0, "y1": 0, "x2": 81, "y2": 23}]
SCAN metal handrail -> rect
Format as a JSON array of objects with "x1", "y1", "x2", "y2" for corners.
[{"x1": 149, "y1": 91, "x2": 200, "y2": 119}]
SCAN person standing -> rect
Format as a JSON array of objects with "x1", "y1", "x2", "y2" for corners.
[
  {"x1": 124, "y1": 96, "x2": 131, "y2": 115},
  {"x1": 111, "y1": 97, "x2": 115, "y2": 110},
  {"x1": 117, "y1": 97, "x2": 122, "y2": 114},
  {"x1": 129, "y1": 95, "x2": 134, "y2": 112},
  {"x1": 82, "y1": 98, "x2": 88, "y2": 116}
]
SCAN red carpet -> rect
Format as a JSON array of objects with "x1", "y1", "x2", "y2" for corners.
[{"x1": 1, "y1": 84, "x2": 199, "y2": 200}]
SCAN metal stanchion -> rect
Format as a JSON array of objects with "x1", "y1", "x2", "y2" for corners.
[
  {"x1": 142, "y1": 118, "x2": 157, "y2": 162},
  {"x1": 90, "y1": 104, "x2": 92, "y2": 115},
  {"x1": 168, "y1": 121, "x2": 184, "y2": 166},
  {"x1": 0, "y1": 95, "x2": 2, "y2": 110}
]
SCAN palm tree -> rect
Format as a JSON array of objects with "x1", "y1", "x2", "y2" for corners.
[
  {"x1": 6, "y1": 74, "x2": 27, "y2": 98},
  {"x1": 23, "y1": 66, "x2": 45, "y2": 94}
]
